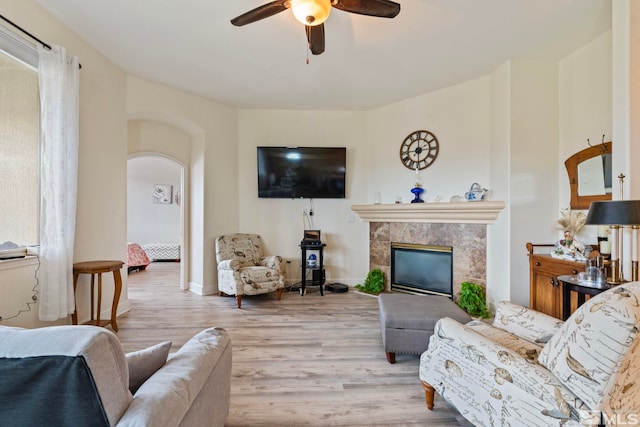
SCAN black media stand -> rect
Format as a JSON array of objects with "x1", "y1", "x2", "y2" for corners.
[{"x1": 299, "y1": 241, "x2": 326, "y2": 296}]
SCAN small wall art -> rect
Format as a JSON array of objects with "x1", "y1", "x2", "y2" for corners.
[{"x1": 152, "y1": 184, "x2": 173, "y2": 204}]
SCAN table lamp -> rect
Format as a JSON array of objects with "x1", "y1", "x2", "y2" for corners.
[{"x1": 585, "y1": 200, "x2": 640, "y2": 283}]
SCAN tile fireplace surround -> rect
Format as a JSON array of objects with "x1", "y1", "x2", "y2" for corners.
[{"x1": 351, "y1": 202, "x2": 505, "y2": 299}]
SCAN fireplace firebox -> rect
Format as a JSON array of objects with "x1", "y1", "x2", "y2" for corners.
[{"x1": 390, "y1": 243, "x2": 453, "y2": 298}]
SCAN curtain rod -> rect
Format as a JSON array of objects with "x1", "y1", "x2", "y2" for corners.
[{"x1": 0, "y1": 14, "x2": 82, "y2": 69}]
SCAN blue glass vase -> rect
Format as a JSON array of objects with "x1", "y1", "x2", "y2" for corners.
[{"x1": 410, "y1": 186, "x2": 424, "y2": 203}]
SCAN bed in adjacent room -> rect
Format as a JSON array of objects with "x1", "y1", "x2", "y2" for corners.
[
  {"x1": 127, "y1": 242, "x2": 151, "y2": 272},
  {"x1": 142, "y1": 242, "x2": 181, "y2": 262}
]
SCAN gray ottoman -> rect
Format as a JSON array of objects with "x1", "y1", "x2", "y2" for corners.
[{"x1": 378, "y1": 293, "x2": 471, "y2": 364}]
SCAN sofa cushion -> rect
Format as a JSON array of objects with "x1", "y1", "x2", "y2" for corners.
[
  {"x1": 240, "y1": 266, "x2": 281, "y2": 286},
  {"x1": 126, "y1": 341, "x2": 172, "y2": 394},
  {"x1": 0, "y1": 325, "x2": 132, "y2": 426},
  {"x1": 539, "y1": 282, "x2": 640, "y2": 410}
]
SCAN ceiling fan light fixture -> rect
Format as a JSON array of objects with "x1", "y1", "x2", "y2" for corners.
[{"x1": 291, "y1": 0, "x2": 331, "y2": 26}]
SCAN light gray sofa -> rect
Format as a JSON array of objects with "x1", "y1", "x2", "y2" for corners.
[{"x1": 0, "y1": 325, "x2": 232, "y2": 427}]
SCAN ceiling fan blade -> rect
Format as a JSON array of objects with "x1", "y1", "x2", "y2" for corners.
[
  {"x1": 332, "y1": 0, "x2": 400, "y2": 18},
  {"x1": 306, "y1": 24, "x2": 325, "y2": 55},
  {"x1": 231, "y1": 0, "x2": 290, "y2": 26}
]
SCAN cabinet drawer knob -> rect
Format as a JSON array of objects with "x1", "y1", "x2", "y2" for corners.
[
  {"x1": 535, "y1": 262, "x2": 541, "y2": 266},
  {"x1": 572, "y1": 270, "x2": 578, "y2": 274}
]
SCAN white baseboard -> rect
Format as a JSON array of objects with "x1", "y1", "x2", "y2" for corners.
[
  {"x1": 189, "y1": 281, "x2": 217, "y2": 296},
  {"x1": 116, "y1": 299, "x2": 131, "y2": 317}
]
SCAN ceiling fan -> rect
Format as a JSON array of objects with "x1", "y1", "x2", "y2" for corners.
[{"x1": 231, "y1": 0, "x2": 401, "y2": 55}]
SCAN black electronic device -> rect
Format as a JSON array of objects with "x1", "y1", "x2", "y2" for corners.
[
  {"x1": 257, "y1": 146, "x2": 346, "y2": 199},
  {"x1": 326, "y1": 283, "x2": 348, "y2": 293},
  {"x1": 311, "y1": 268, "x2": 325, "y2": 285},
  {"x1": 302, "y1": 229, "x2": 321, "y2": 245}
]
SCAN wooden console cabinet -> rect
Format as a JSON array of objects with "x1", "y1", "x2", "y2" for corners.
[{"x1": 526, "y1": 242, "x2": 586, "y2": 319}]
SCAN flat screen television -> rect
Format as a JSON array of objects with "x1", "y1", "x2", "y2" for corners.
[{"x1": 257, "y1": 146, "x2": 346, "y2": 199}]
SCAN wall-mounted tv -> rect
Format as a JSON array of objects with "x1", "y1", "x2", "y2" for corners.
[{"x1": 257, "y1": 146, "x2": 346, "y2": 199}]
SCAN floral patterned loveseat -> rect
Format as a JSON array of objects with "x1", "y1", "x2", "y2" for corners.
[{"x1": 420, "y1": 282, "x2": 640, "y2": 426}]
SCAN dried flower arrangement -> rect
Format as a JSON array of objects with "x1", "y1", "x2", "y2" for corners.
[
  {"x1": 556, "y1": 209, "x2": 586, "y2": 236},
  {"x1": 554, "y1": 209, "x2": 587, "y2": 257}
]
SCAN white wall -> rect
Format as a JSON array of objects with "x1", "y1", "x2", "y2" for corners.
[{"x1": 127, "y1": 156, "x2": 181, "y2": 244}]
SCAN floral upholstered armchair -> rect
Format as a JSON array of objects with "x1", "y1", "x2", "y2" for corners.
[
  {"x1": 420, "y1": 282, "x2": 640, "y2": 426},
  {"x1": 215, "y1": 233, "x2": 285, "y2": 308}
]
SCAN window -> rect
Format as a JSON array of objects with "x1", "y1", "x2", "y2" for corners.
[{"x1": 0, "y1": 32, "x2": 39, "y2": 246}]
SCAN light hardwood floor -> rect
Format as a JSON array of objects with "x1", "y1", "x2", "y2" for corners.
[{"x1": 118, "y1": 262, "x2": 472, "y2": 426}]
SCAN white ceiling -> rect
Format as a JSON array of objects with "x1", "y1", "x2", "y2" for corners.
[{"x1": 35, "y1": 0, "x2": 611, "y2": 110}]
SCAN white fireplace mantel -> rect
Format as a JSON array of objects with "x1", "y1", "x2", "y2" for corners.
[{"x1": 351, "y1": 201, "x2": 506, "y2": 224}]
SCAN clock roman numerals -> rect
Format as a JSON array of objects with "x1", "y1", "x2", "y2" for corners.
[{"x1": 399, "y1": 130, "x2": 439, "y2": 171}]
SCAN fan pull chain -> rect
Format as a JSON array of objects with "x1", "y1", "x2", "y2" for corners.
[{"x1": 305, "y1": 25, "x2": 311, "y2": 64}]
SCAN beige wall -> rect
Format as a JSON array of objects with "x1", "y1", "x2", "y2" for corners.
[
  {"x1": 127, "y1": 120, "x2": 190, "y2": 289},
  {"x1": 126, "y1": 75, "x2": 238, "y2": 294},
  {"x1": 559, "y1": 30, "x2": 613, "y2": 215},
  {"x1": 236, "y1": 77, "x2": 493, "y2": 287},
  {"x1": 366, "y1": 77, "x2": 492, "y2": 204},
  {"x1": 0, "y1": 0, "x2": 624, "y2": 327},
  {"x1": 612, "y1": 0, "x2": 640, "y2": 200},
  {"x1": 128, "y1": 119, "x2": 191, "y2": 164},
  {"x1": 363, "y1": 76, "x2": 493, "y2": 292},
  {"x1": 488, "y1": 62, "x2": 511, "y2": 307},
  {"x1": 237, "y1": 109, "x2": 368, "y2": 284},
  {"x1": 0, "y1": 0, "x2": 128, "y2": 327},
  {"x1": 509, "y1": 60, "x2": 561, "y2": 306}
]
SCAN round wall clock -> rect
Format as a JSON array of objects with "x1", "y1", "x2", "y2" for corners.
[{"x1": 399, "y1": 130, "x2": 439, "y2": 170}]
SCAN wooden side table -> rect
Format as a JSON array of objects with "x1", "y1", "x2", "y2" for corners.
[{"x1": 72, "y1": 260, "x2": 124, "y2": 332}]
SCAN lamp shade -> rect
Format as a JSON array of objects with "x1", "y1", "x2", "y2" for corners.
[
  {"x1": 291, "y1": 0, "x2": 331, "y2": 26},
  {"x1": 585, "y1": 200, "x2": 640, "y2": 225}
]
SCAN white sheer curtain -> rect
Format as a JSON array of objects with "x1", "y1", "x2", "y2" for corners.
[{"x1": 37, "y1": 44, "x2": 79, "y2": 321}]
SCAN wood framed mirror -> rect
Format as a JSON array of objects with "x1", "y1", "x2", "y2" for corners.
[{"x1": 565, "y1": 141, "x2": 612, "y2": 209}]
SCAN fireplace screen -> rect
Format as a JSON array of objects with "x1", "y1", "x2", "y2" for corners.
[{"x1": 391, "y1": 243, "x2": 453, "y2": 297}]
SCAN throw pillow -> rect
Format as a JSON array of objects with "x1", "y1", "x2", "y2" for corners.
[
  {"x1": 492, "y1": 301, "x2": 564, "y2": 344},
  {"x1": 126, "y1": 341, "x2": 172, "y2": 394},
  {"x1": 538, "y1": 282, "x2": 640, "y2": 410}
]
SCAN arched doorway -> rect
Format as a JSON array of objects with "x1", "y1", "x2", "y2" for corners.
[{"x1": 127, "y1": 154, "x2": 187, "y2": 289}]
